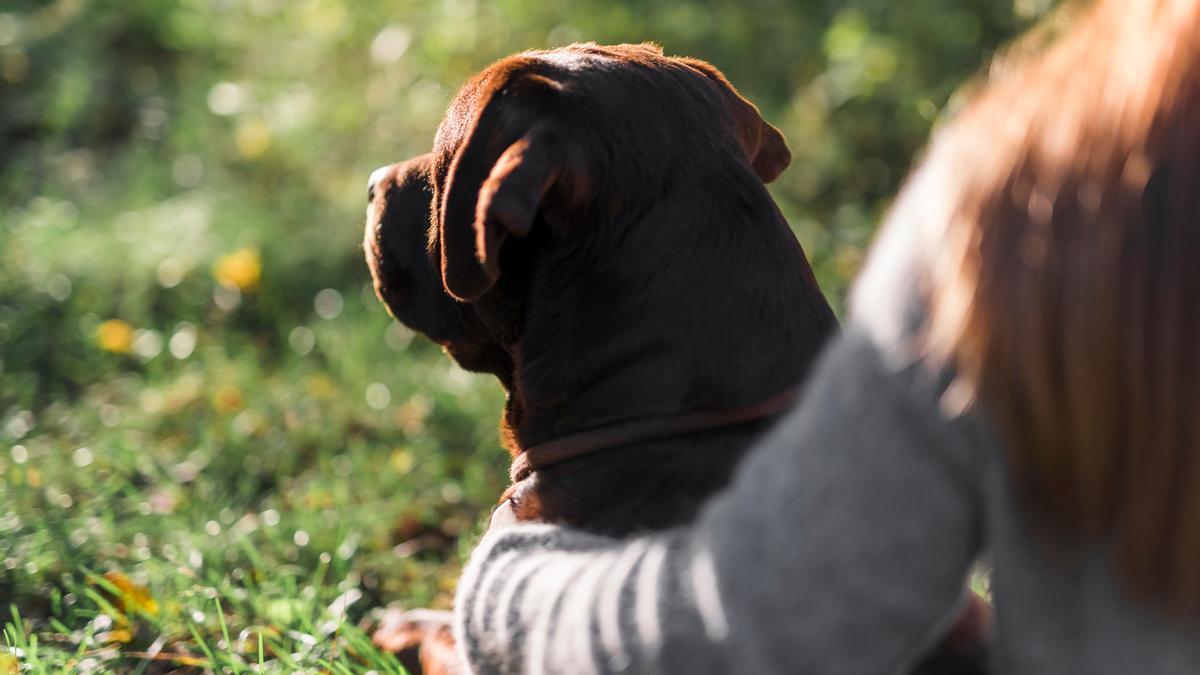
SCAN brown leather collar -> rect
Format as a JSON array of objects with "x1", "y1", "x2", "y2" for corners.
[{"x1": 508, "y1": 385, "x2": 801, "y2": 482}]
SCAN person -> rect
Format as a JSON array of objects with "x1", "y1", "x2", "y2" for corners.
[{"x1": 452, "y1": 0, "x2": 1200, "y2": 672}]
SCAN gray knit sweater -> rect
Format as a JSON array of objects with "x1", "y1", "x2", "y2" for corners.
[{"x1": 453, "y1": 166, "x2": 1200, "y2": 673}]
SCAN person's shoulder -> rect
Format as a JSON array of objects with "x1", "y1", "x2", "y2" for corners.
[{"x1": 848, "y1": 135, "x2": 962, "y2": 361}]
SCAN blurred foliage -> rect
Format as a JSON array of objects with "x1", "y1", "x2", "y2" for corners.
[{"x1": 0, "y1": 0, "x2": 1056, "y2": 670}]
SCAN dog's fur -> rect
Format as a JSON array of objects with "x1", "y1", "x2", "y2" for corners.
[{"x1": 364, "y1": 42, "x2": 985, "y2": 674}]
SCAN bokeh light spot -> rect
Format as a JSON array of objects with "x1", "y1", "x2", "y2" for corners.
[{"x1": 314, "y1": 289, "x2": 343, "y2": 319}]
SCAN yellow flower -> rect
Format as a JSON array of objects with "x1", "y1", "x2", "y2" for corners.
[
  {"x1": 0, "y1": 653, "x2": 17, "y2": 675},
  {"x1": 236, "y1": 118, "x2": 272, "y2": 159},
  {"x1": 214, "y1": 247, "x2": 262, "y2": 292},
  {"x1": 390, "y1": 448, "x2": 414, "y2": 474},
  {"x1": 97, "y1": 319, "x2": 135, "y2": 354}
]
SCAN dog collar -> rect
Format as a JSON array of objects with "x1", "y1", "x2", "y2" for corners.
[{"x1": 508, "y1": 385, "x2": 801, "y2": 482}]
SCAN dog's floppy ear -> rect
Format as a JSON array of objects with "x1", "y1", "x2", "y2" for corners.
[
  {"x1": 732, "y1": 102, "x2": 791, "y2": 184},
  {"x1": 679, "y1": 58, "x2": 792, "y2": 183},
  {"x1": 437, "y1": 74, "x2": 581, "y2": 301}
]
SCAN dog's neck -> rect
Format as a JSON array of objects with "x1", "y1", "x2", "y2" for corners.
[
  {"x1": 496, "y1": 185, "x2": 837, "y2": 457},
  {"x1": 508, "y1": 383, "x2": 803, "y2": 482}
]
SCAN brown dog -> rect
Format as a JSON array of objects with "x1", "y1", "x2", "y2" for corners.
[
  {"x1": 365, "y1": 43, "x2": 836, "y2": 530},
  {"x1": 364, "y1": 42, "x2": 985, "y2": 674}
]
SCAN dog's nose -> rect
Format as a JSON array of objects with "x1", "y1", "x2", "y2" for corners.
[{"x1": 368, "y1": 164, "x2": 393, "y2": 203}]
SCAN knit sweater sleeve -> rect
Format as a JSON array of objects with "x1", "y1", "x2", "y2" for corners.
[{"x1": 454, "y1": 327, "x2": 986, "y2": 675}]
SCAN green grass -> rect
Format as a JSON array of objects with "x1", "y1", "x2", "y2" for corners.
[{"x1": 0, "y1": 280, "x2": 508, "y2": 672}]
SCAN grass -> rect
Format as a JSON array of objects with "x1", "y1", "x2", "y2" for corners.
[{"x1": 0, "y1": 256, "x2": 509, "y2": 672}]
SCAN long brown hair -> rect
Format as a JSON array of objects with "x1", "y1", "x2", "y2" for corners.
[{"x1": 918, "y1": 0, "x2": 1200, "y2": 612}]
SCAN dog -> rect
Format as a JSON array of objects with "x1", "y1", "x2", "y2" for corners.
[{"x1": 364, "y1": 42, "x2": 986, "y2": 674}]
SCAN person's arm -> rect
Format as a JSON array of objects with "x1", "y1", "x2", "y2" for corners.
[{"x1": 455, "y1": 328, "x2": 986, "y2": 674}]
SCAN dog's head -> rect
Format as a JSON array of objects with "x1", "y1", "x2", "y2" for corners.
[
  {"x1": 364, "y1": 154, "x2": 512, "y2": 377},
  {"x1": 365, "y1": 42, "x2": 791, "y2": 381}
]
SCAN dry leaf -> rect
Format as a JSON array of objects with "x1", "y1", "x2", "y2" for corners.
[{"x1": 101, "y1": 571, "x2": 160, "y2": 617}]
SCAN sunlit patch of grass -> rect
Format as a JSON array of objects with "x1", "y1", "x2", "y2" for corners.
[
  {"x1": 4, "y1": 564, "x2": 413, "y2": 673},
  {"x1": 1, "y1": 262, "x2": 506, "y2": 670}
]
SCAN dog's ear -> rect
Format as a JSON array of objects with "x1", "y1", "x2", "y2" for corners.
[
  {"x1": 437, "y1": 74, "x2": 582, "y2": 301},
  {"x1": 679, "y1": 58, "x2": 792, "y2": 183}
]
